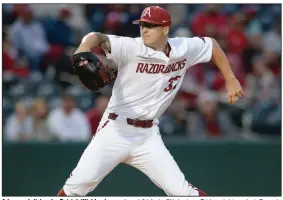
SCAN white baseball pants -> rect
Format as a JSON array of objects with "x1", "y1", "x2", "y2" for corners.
[{"x1": 63, "y1": 112, "x2": 200, "y2": 196}]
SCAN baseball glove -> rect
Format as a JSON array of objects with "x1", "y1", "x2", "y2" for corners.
[{"x1": 71, "y1": 52, "x2": 117, "y2": 91}]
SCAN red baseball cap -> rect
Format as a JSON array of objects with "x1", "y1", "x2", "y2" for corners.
[{"x1": 132, "y1": 6, "x2": 171, "y2": 27}]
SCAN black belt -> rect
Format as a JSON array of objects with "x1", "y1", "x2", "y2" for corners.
[{"x1": 108, "y1": 113, "x2": 153, "y2": 128}]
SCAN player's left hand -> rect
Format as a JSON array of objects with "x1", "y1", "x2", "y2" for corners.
[{"x1": 226, "y1": 78, "x2": 244, "y2": 104}]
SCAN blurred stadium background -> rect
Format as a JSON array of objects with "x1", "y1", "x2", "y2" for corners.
[{"x1": 2, "y1": 3, "x2": 282, "y2": 196}]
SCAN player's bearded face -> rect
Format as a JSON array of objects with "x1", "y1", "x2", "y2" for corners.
[{"x1": 139, "y1": 22, "x2": 168, "y2": 46}]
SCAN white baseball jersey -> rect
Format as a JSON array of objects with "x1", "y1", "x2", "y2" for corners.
[{"x1": 104, "y1": 35, "x2": 213, "y2": 120}]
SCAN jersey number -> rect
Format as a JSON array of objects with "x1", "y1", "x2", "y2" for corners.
[{"x1": 164, "y1": 76, "x2": 181, "y2": 92}]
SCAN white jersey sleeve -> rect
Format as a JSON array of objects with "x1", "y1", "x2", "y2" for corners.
[
  {"x1": 104, "y1": 35, "x2": 137, "y2": 67},
  {"x1": 185, "y1": 37, "x2": 213, "y2": 67}
]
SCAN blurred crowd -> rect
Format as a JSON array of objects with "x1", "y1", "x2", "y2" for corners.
[{"x1": 2, "y1": 4, "x2": 281, "y2": 142}]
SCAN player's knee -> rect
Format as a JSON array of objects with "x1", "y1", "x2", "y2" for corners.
[{"x1": 64, "y1": 176, "x2": 99, "y2": 196}]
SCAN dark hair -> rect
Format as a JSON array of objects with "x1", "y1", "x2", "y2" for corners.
[{"x1": 62, "y1": 95, "x2": 74, "y2": 101}]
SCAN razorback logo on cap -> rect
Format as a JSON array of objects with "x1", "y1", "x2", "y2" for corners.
[{"x1": 141, "y1": 7, "x2": 151, "y2": 18}]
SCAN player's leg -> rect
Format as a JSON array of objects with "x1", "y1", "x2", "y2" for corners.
[
  {"x1": 57, "y1": 117, "x2": 132, "y2": 196},
  {"x1": 125, "y1": 127, "x2": 207, "y2": 196}
]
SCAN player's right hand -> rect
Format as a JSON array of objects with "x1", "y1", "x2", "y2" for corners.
[{"x1": 225, "y1": 78, "x2": 244, "y2": 104}]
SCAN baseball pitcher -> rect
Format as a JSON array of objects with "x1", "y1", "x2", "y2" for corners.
[{"x1": 57, "y1": 6, "x2": 244, "y2": 197}]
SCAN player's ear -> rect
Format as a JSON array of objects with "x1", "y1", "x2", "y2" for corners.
[{"x1": 163, "y1": 26, "x2": 169, "y2": 35}]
